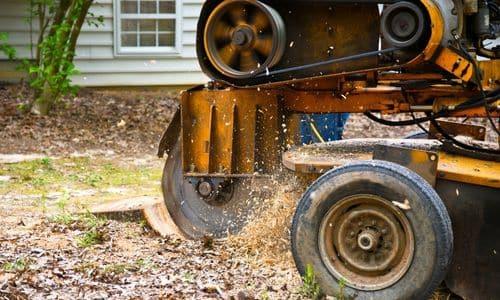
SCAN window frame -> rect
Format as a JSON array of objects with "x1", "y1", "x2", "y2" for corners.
[{"x1": 114, "y1": 0, "x2": 183, "y2": 56}]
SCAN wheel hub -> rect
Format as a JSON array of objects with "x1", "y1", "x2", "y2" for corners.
[
  {"x1": 190, "y1": 177, "x2": 235, "y2": 207},
  {"x1": 335, "y1": 206, "x2": 405, "y2": 274},
  {"x1": 357, "y1": 228, "x2": 379, "y2": 251},
  {"x1": 319, "y1": 195, "x2": 414, "y2": 290},
  {"x1": 391, "y1": 12, "x2": 417, "y2": 39},
  {"x1": 232, "y1": 26, "x2": 255, "y2": 48},
  {"x1": 381, "y1": 1, "x2": 426, "y2": 48},
  {"x1": 197, "y1": 180, "x2": 214, "y2": 198}
]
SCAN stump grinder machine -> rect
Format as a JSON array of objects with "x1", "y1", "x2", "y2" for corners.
[{"x1": 148, "y1": 0, "x2": 500, "y2": 298}]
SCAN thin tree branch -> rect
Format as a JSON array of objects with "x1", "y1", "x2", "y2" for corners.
[{"x1": 67, "y1": 0, "x2": 93, "y2": 62}]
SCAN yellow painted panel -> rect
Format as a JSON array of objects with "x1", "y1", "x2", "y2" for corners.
[{"x1": 438, "y1": 153, "x2": 500, "y2": 188}]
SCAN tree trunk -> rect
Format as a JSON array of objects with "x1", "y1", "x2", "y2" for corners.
[
  {"x1": 28, "y1": 0, "x2": 95, "y2": 115},
  {"x1": 31, "y1": 99, "x2": 52, "y2": 115},
  {"x1": 31, "y1": 84, "x2": 55, "y2": 115}
]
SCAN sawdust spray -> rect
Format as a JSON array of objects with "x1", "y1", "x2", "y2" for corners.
[{"x1": 227, "y1": 173, "x2": 309, "y2": 268}]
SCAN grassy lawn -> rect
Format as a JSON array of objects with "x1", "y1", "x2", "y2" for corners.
[{"x1": 0, "y1": 156, "x2": 162, "y2": 212}]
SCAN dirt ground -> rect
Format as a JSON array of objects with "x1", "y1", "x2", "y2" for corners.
[
  {"x1": 0, "y1": 83, "x2": 488, "y2": 299},
  {"x1": 0, "y1": 83, "x2": 425, "y2": 156}
]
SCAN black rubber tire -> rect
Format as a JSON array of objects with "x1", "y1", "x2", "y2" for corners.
[
  {"x1": 291, "y1": 160, "x2": 453, "y2": 299},
  {"x1": 162, "y1": 140, "x2": 258, "y2": 239}
]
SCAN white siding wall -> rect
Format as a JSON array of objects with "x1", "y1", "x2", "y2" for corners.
[{"x1": 0, "y1": 0, "x2": 208, "y2": 86}]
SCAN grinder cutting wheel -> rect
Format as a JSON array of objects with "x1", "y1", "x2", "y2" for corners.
[{"x1": 151, "y1": 0, "x2": 500, "y2": 298}]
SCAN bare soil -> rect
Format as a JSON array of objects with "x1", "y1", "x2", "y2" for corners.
[
  {"x1": 0, "y1": 84, "x2": 179, "y2": 156},
  {"x1": 0, "y1": 212, "x2": 301, "y2": 299}
]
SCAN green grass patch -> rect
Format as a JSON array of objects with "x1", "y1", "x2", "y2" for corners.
[
  {"x1": 102, "y1": 262, "x2": 139, "y2": 274},
  {"x1": 77, "y1": 226, "x2": 106, "y2": 248},
  {"x1": 298, "y1": 264, "x2": 321, "y2": 300},
  {"x1": 135, "y1": 258, "x2": 156, "y2": 270},
  {"x1": 0, "y1": 157, "x2": 63, "y2": 193},
  {"x1": 0, "y1": 156, "x2": 162, "y2": 205},
  {"x1": 76, "y1": 211, "x2": 108, "y2": 248},
  {"x1": 50, "y1": 209, "x2": 109, "y2": 248},
  {"x1": 2, "y1": 257, "x2": 32, "y2": 272}
]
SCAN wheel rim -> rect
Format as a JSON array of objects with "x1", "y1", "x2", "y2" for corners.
[
  {"x1": 319, "y1": 194, "x2": 414, "y2": 290},
  {"x1": 203, "y1": 0, "x2": 286, "y2": 78}
]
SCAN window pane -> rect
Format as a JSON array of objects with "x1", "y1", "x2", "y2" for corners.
[
  {"x1": 121, "y1": 19, "x2": 138, "y2": 31},
  {"x1": 140, "y1": 34, "x2": 156, "y2": 46},
  {"x1": 159, "y1": 19, "x2": 175, "y2": 31},
  {"x1": 121, "y1": 0, "x2": 138, "y2": 13},
  {"x1": 139, "y1": 19, "x2": 156, "y2": 31},
  {"x1": 159, "y1": 1, "x2": 175, "y2": 13},
  {"x1": 159, "y1": 33, "x2": 175, "y2": 46},
  {"x1": 140, "y1": 0, "x2": 157, "y2": 13},
  {"x1": 117, "y1": 0, "x2": 179, "y2": 51},
  {"x1": 122, "y1": 34, "x2": 137, "y2": 46}
]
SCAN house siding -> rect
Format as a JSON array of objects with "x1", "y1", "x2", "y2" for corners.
[{"x1": 0, "y1": 0, "x2": 208, "y2": 86}]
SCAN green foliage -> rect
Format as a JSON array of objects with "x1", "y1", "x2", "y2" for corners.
[
  {"x1": 337, "y1": 277, "x2": 348, "y2": 300},
  {"x1": 103, "y1": 263, "x2": 133, "y2": 274},
  {"x1": 77, "y1": 225, "x2": 104, "y2": 247},
  {"x1": 7, "y1": 157, "x2": 61, "y2": 188},
  {"x1": 51, "y1": 211, "x2": 75, "y2": 225},
  {"x1": 36, "y1": 194, "x2": 49, "y2": 213},
  {"x1": 31, "y1": 176, "x2": 47, "y2": 186},
  {"x1": 50, "y1": 192, "x2": 74, "y2": 224},
  {"x1": 76, "y1": 210, "x2": 107, "y2": 248},
  {"x1": 56, "y1": 193, "x2": 70, "y2": 211},
  {"x1": 2, "y1": 2, "x2": 103, "y2": 115},
  {"x1": 0, "y1": 32, "x2": 16, "y2": 60},
  {"x1": 86, "y1": 11, "x2": 104, "y2": 27},
  {"x1": 23, "y1": 0, "x2": 102, "y2": 114},
  {"x1": 105, "y1": 261, "x2": 147, "y2": 275},
  {"x1": 52, "y1": 211, "x2": 107, "y2": 247},
  {"x1": 135, "y1": 258, "x2": 156, "y2": 270},
  {"x1": 75, "y1": 261, "x2": 98, "y2": 273},
  {"x1": 0, "y1": 156, "x2": 161, "y2": 198},
  {"x1": 299, "y1": 264, "x2": 321, "y2": 300},
  {"x1": 85, "y1": 172, "x2": 103, "y2": 187},
  {"x1": 181, "y1": 271, "x2": 195, "y2": 283},
  {"x1": 2, "y1": 257, "x2": 31, "y2": 272},
  {"x1": 260, "y1": 290, "x2": 271, "y2": 300},
  {"x1": 17, "y1": 103, "x2": 30, "y2": 113},
  {"x1": 49, "y1": 198, "x2": 107, "y2": 248},
  {"x1": 39, "y1": 157, "x2": 52, "y2": 168}
]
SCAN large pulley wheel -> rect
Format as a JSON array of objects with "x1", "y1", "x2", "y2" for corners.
[
  {"x1": 291, "y1": 160, "x2": 453, "y2": 299},
  {"x1": 162, "y1": 140, "x2": 259, "y2": 239},
  {"x1": 381, "y1": 1, "x2": 427, "y2": 48},
  {"x1": 204, "y1": 0, "x2": 286, "y2": 78}
]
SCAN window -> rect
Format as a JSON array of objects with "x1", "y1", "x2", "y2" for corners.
[{"x1": 115, "y1": 0, "x2": 181, "y2": 55}]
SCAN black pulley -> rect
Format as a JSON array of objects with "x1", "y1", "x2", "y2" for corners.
[
  {"x1": 381, "y1": 1, "x2": 426, "y2": 48},
  {"x1": 203, "y1": 0, "x2": 286, "y2": 79}
]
